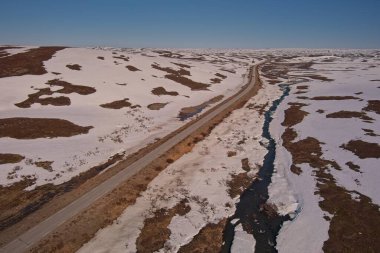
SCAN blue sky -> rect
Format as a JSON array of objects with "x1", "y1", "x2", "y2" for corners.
[{"x1": 1, "y1": 0, "x2": 379, "y2": 48}]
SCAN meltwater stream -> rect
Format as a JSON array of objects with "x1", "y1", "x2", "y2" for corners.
[{"x1": 222, "y1": 84, "x2": 290, "y2": 253}]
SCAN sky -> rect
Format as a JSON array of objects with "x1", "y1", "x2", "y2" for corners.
[{"x1": 1, "y1": 0, "x2": 380, "y2": 49}]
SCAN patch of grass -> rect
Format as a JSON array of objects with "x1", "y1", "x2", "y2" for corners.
[
  {"x1": 0, "y1": 153, "x2": 25, "y2": 165},
  {"x1": 147, "y1": 103, "x2": 168, "y2": 110},
  {"x1": 0, "y1": 117, "x2": 93, "y2": 139},
  {"x1": 100, "y1": 98, "x2": 140, "y2": 109},
  {"x1": 340, "y1": 140, "x2": 380, "y2": 159},
  {"x1": 126, "y1": 65, "x2": 140, "y2": 71},
  {"x1": 281, "y1": 104, "x2": 309, "y2": 127},
  {"x1": 66, "y1": 64, "x2": 81, "y2": 71},
  {"x1": 0, "y1": 47, "x2": 65, "y2": 78},
  {"x1": 136, "y1": 200, "x2": 191, "y2": 253},
  {"x1": 151, "y1": 87, "x2": 179, "y2": 96},
  {"x1": 363, "y1": 100, "x2": 380, "y2": 114},
  {"x1": 326, "y1": 110, "x2": 374, "y2": 121},
  {"x1": 177, "y1": 219, "x2": 227, "y2": 253}
]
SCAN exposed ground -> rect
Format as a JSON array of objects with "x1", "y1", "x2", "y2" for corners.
[
  {"x1": 0, "y1": 47, "x2": 65, "y2": 78},
  {"x1": 268, "y1": 51, "x2": 380, "y2": 253},
  {"x1": 0, "y1": 118, "x2": 93, "y2": 139},
  {"x1": 1, "y1": 48, "x2": 379, "y2": 253},
  {"x1": 0, "y1": 47, "x2": 256, "y2": 251}
]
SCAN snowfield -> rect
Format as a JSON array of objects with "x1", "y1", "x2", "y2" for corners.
[
  {"x1": 78, "y1": 77, "x2": 283, "y2": 252},
  {"x1": 268, "y1": 51, "x2": 380, "y2": 253},
  {"x1": 0, "y1": 46, "x2": 379, "y2": 253},
  {"x1": 0, "y1": 47, "x2": 252, "y2": 189}
]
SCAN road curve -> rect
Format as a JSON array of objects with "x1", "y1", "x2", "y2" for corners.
[{"x1": 0, "y1": 63, "x2": 261, "y2": 253}]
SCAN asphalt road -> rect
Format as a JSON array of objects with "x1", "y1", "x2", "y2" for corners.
[{"x1": 0, "y1": 63, "x2": 260, "y2": 253}]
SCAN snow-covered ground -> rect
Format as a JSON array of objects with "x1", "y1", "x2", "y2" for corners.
[
  {"x1": 0, "y1": 47, "x2": 254, "y2": 189},
  {"x1": 268, "y1": 51, "x2": 380, "y2": 253},
  {"x1": 78, "y1": 72, "x2": 283, "y2": 253},
  {"x1": 1, "y1": 47, "x2": 379, "y2": 252}
]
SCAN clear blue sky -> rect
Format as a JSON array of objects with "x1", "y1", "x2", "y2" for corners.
[{"x1": 1, "y1": 0, "x2": 379, "y2": 48}]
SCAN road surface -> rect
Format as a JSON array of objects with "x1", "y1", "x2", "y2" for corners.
[{"x1": 0, "y1": 63, "x2": 261, "y2": 253}]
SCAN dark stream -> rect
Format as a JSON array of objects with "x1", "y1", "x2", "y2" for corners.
[{"x1": 221, "y1": 84, "x2": 291, "y2": 253}]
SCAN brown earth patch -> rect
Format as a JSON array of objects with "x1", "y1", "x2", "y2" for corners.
[
  {"x1": 15, "y1": 79, "x2": 95, "y2": 108},
  {"x1": 241, "y1": 158, "x2": 251, "y2": 172},
  {"x1": 326, "y1": 111, "x2": 374, "y2": 121},
  {"x1": 100, "y1": 98, "x2": 140, "y2": 109},
  {"x1": 171, "y1": 62, "x2": 191, "y2": 68},
  {"x1": 136, "y1": 200, "x2": 191, "y2": 253},
  {"x1": 97, "y1": 56, "x2": 104, "y2": 60},
  {"x1": 151, "y1": 87, "x2": 179, "y2": 96},
  {"x1": 227, "y1": 151, "x2": 237, "y2": 157},
  {"x1": 46, "y1": 79, "x2": 96, "y2": 95},
  {"x1": 215, "y1": 73, "x2": 227, "y2": 79},
  {"x1": 0, "y1": 154, "x2": 25, "y2": 165},
  {"x1": 152, "y1": 63, "x2": 190, "y2": 76},
  {"x1": 281, "y1": 107, "x2": 380, "y2": 252},
  {"x1": 281, "y1": 104, "x2": 309, "y2": 127},
  {"x1": 261, "y1": 64, "x2": 289, "y2": 81},
  {"x1": 210, "y1": 78, "x2": 222, "y2": 84},
  {"x1": 297, "y1": 85, "x2": 309, "y2": 90},
  {"x1": 178, "y1": 95, "x2": 224, "y2": 121},
  {"x1": 316, "y1": 109, "x2": 325, "y2": 114},
  {"x1": 345, "y1": 162, "x2": 360, "y2": 173},
  {"x1": 153, "y1": 50, "x2": 184, "y2": 59},
  {"x1": 0, "y1": 46, "x2": 21, "y2": 58},
  {"x1": 51, "y1": 72, "x2": 61, "y2": 75},
  {"x1": 126, "y1": 65, "x2": 140, "y2": 71},
  {"x1": 246, "y1": 102, "x2": 269, "y2": 115},
  {"x1": 219, "y1": 68, "x2": 236, "y2": 74},
  {"x1": 362, "y1": 128, "x2": 379, "y2": 137},
  {"x1": 310, "y1": 96, "x2": 360, "y2": 100},
  {"x1": 0, "y1": 118, "x2": 93, "y2": 139},
  {"x1": 0, "y1": 47, "x2": 65, "y2": 78},
  {"x1": 282, "y1": 128, "x2": 340, "y2": 173},
  {"x1": 177, "y1": 219, "x2": 227, "y2": 253},
  {"x1": 66, "y1": 64, "x2": 81, "y2": 71},
  {"x1": 340, "y1": 140, "x2": 380, "y2": 159},
  {"x1": 363, "y1": 100, "x2": 380, "y2": 114},
  {"x1": 290, "y1": 164, "x2": 302, "y2": 175},
  {"x1": 151, "y1": 64, "x2": 209, "y2": 91},
  {"x1": 34, "y1": 161, "x2": 54, "y2": 172},
  {"x1": 260, "y1": 203, "x2": 279, "y2": 218},
  {"x1": 113, "y1": 55, "x2": 129, "y2": 62},
  {"x1": 288, "y1": 62, "x2": 314, "y2": 70},
  {"x1": 166, "y1": 74, "x2": 209, "y2": 91},
  {"x1": 147, "y1": 103, "x2": 168, "y2": 110},
  {"x1": 15, "y1": 90, "x2": 71, "y2": 108},
  {"x1": 5, "y1": 65, "x2": 261, "y2": 252},
  {"x1": 227, "y1": 172, "x2": 254, "y2": 198},
  {"x1": 0, "y1": 153, "x2": 125, "y2": 234},
  {"x1": 319, "y1": 176, "x2": 380, "y2": 253}
]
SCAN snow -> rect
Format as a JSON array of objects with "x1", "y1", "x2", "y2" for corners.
[
  {"x1": 267, "y1": 50, "x2": 380, "y2": 253},
  {"x1": 78, "y1": 70, "x2": 282, "y2": 253},
  {"x1": 0, "y1": 47, "x2": 252, "y2": 189},
  {"x1": 0, "y1": 46, "x2": 37, "y2": 57},
  {"x1": 231, "y1": 224, "x2": 256, "y2": 253}
]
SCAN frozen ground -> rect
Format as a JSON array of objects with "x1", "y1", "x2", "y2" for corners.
[
  {"x1": 1, "y1": 47, "x2": 379, "y2": 252},
  {"x1": 78, "y1": 72, "x2": 283, "y2": 253},
  {"x1": 268, "y1": 51, "x2": 380, "y2": 252},
  {"x1": 0, "y1": 47, "x2": 255, "y2": 189}
]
